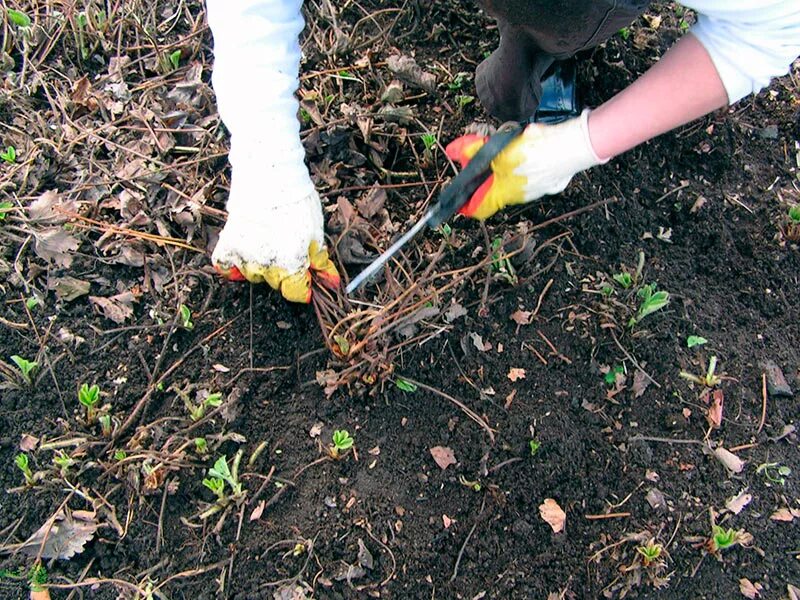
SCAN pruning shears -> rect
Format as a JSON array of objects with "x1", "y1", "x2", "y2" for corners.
[{"x1": 345, "y1": 123, "x2": 524, "y2": 294}]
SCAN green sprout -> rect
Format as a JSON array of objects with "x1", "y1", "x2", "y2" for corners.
[
  {"x1": 613, "y1": 271, "x2": 633, "y2": 289},
  {"x1": 1, "y1": 145, "x2": 16, "y2": 163},
  {"x1": 329, "y1": 430, "x2": 354, "y2": 459},
  {"x1": 490, "y1": 237, "x2": 518, "y2": 284},
  {"x1": 78, "y1": 383, "x2": 101, "y2": 423},
  {"x1": 628, "y1": 284, "x2": 669, "y2": 327},
  {"x1": 98, "y1": 414, "x2": 112, "y2": 437},
  {"x1": 707, "y1": 525, "x2": 750, "y2": 554},
  {"x1": 7, "y1": 9, "x2": 32, "y2": 28},
  {"x1": 686, "y1": 335, "x2": 708, "y2": 348},
  {"x1": 679, "y1": 355, "x2": 721, "y2": 388},
  {"x1": 194, "y1": 437, "x2": 208, "y2": 455},
  {"x1": 25, "y1": 296, "x2": 39, "y2": 310},
  {"x1": 636, "y1": 539, "x2": 664, "y2": 567},
  {"x1": 529, "y1": 439, "x2": 541, "y2": 456},
  {"x1": 202, "y1": 475, "x2": 226, "y2": 501},
  {"x1": 447, "y1": 73, "x2": 466, "y2": 91},
  {"x1": 15, "y1": 453, "x2": 33, "y2": 485},
  {"x1": 756, "y1": 462, "x2": 791, "y2": 485},
  {"x1": 53, "y1": 451, "x2": 75, "y2": 477},
  {"x1": 458, "y1": 475, "x2": 482, "y2": 492},
  {"x1": 618, "y1": 27, "x2": 631, "y2": 41},
  {"x1": 421, "y1": 132, "x2": 437, "y2": 152},
  {"x1": 10, "y1": 355, "x2": 38, "y2": 385},
  {"x1": 178, "y1": 304, "x2": 194, "y2": 330},
  {"x1": 789, "y1": 205, "x2": 800, "y2": 224},
  {"x1": 436, "y1": 223, "x2": 452, "y2": 238},
  {"x1": 0, "y1": 200, "x2": 12, "y2": 220},
  {"x1": 207, "y1": 453, "x2": 244, "y2": 497},
  {"x1": 28, "y1": 563, "x2": 47, "y2": 593},
  {"x1": 113, "y1": 449, "x2": 127, "y2": 461},
  {"x1": 455, "y1": 94, "x2": 475, "y2": 110},
  {"x1": 185, "y1": 391, "x2": 222, "y2": 422},
  {"x1": 395, "y1": 378, "x2": 418, "y2": 393},
  {"x1": 604, "y1": 364, "x2": 624, "y2": 385},
  {"x1": 168, "y1": 49, "x2": 181, "y2": 70}
]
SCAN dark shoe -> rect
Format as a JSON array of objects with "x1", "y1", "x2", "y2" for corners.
[{"x1": 533, "y1": 59, "x2": 580, "y2": 124}]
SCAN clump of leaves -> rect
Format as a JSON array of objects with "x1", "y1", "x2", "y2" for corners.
[
  {"x1": 53, "y1": 451, "x2": 75, "y2": 477},
  {"x1": 490, "y1": 237, "x2": 518, "y2": 284},
  {"x1": 78, "y1": 383, "x2": 101, "y2": 423},
  {"x1": 706, "y1": 525, "x2": 752, "y2": 556},
  {"x1": 455, "y1": 94, "x2": 475, "y2": 110},
  {"x1": 195, "y1": 437, "x2": 208, "y2": 455},
  {"x1": 421, "y1": 132, "x2": 437, "y2": 152},
  {"x1": 10, "y1": 355, "x2": 38, "y2": 386},
  {"x1": 0, "y1": 145, "x2": 16, "y2": 163},
  {"x1": 613, "y1": 271, "x2": 633, "y2": 289},
  {"x1": 113, "y1": 449, "x2": 127, "y2": 461},
  {"x1": 756, "y1": 461, "x2": 791, "y2": 486},
  {"x1": 529, "y1": 439, "x2": 541, "y2": 456},
  {"x1": 629, "y1": 284, "x2": 669, "y2": 327},
  {"x1": 0, "y1": 200, "x2": 12, "y2": 220},
  {"x1": 178, "y1": 304, "x2": 194, "y2": 330},
  {"x1": 183, "y1": 391, "x2": 222, "y2": 422},
  {"x1": 679, "y1": 355, "x2": 721, "y2": 388},
  {"x1": 201, "y1": 453, "x2": 245, "y2": 519},
  {"x1": 787, "y1": 205, "x2": 800, "y2": 241},
  {"x1": 604, "y1": 364, "x2": 624, "y2": 385},
  {"x1": 329, "y1": 430, "x2": 354, "y2": 459},
  {"x1": 15, "y1": 453, "x2": 33, "y2": 485},
  {"x1": 636, "y1": 539, "x2": 665, "y2": 567}
]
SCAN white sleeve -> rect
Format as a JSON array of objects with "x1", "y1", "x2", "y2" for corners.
[
  {"x1": 686, "y1": 1, "x2": 800, "y2": 103},
  {"x1": 205, "y1": 0, "x2": 315, "y2": 212}
]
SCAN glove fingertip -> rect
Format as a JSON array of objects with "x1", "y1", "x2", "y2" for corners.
[
  {"x1": 445, "y1": 134, "x2": 487, "y2": 165},
  {"x1": 457, "y1": 175, "x2": 494, "y2": 219}
]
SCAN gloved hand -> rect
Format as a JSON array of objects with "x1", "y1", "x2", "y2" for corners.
[{"x1": 445, "y1": 110, "x2": 607, "y2": 220}]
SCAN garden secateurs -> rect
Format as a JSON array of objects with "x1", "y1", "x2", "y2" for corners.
[{"x1": 345, "y1": 123, "x2": 524, "y2": 295}]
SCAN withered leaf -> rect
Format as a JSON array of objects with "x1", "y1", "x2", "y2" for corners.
[
  {"x1": 430, "y1": 446, "x2": 456, "y2": 470},
  {"x1": 507, "y1": 368, "x2": 526, "y2": 382},
  {"x1": 770, "y1": 507, "x2": 800, "y2": 522},
  {"x1": 89, "y1": 291, "x2": 137, "y2": 324},
  {"x1": 707, "y1": 389, "x2": 724, "y2": 429},
  {"x1": 6, "y1": 509, "x2": 98, "y2": 560},
  {"x1": 444, "y1": 302, "x2": 467, "y2": 323},
  {"x1": 725, "y1": 490, "x2": 752, "y2": 515},
  {"x1": 249, "y1": 500, "x2": 266, "y2": 522},
  {"x1": 27, "y1": 190, "x2": 79, "y2": 224},
  {"x1": 739, "y1": 578, "x2": 762, "y2": 599},
  {"x1": 50, "y1": 276, "x2": 91, "y2": 302},
  {"x1": 19, "y1": 434, "x2": 39, "y2": 451},
  {"x1": 386, "y1": 55, "x2": 436, "y2": 93},
  {"x1": 34, "y1": 228, "x2": 80, "y2": 267},
  {"x1": 355, "y1": 185, "x2": 386, "y2": 220},
  {"x1": 510, "y1": 310, "x2": 532, "y2": 327},
  {"x1": 357, "y1": 538, "x2": 374, "y2": 570},
  {"x1": 713, "y1": 446, "x2": 745, "y2": 474},
  {"x1": 631, "y1": 369, "x2": 652, "y2": 398},
  {"x1": 539, "y1": 498, "x2": 566, "y2": 533}
]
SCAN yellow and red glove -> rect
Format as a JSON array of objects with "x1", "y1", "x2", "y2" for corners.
[{"x1": 445, "y1": 110, "x2": 606, "y2": 220}]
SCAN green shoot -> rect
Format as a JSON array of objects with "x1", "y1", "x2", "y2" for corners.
[
  {"x1": 455, "y1": 94, "x2": 475, "y2": 110},
  {"x1": 28, "y1": 563, "x2": 47, "y2": 593},
  {"x1": 436, "y1": 223, "x2": 452, "y2": 238},
  {"x1": 789, "y1": 205, "x2": 800, "y2": 224},
  {"x1": 0, "y1": 145, "x2": 16, "y2": 163},
  {"x1": 53, "y1": 451, "x2": 75, "y2": 476},
  {"x1": 25, "y1": 296, "x2": 39, "y2": 310},
  {"x1": 756, "y1": 462, "x2": 791, "y2": 485},
  {"x1": 333, "y1": 335, "x2": 350, "y2": 356},
  {"x1": 707, "y1": 525, "x2": 751, "y2": 554},
  {"x1": 202, "y1": 476, "x2": 226, "y2": 501},
  {"x1": 15, "y1": 453, "x2": 33, "y2": 485},
  {"x1": 613, "y1": 272, "x2": 633, "y2": 289},
  {"x1": 194, "y1": 437, "x2": 208, "y2": 455},
  {"x1": 98, "y1": 414, "x2": 112, "y2": 437},
  {"x1": 529, "y1": 439, "x2": 541, "y2": 456},
  {"x1": 207, "y1": 453, "x2": 244, "y2": 497},
  {"x1": 421, "y1": 133, "x2": 437, "y2": 152},
  {"x1": 7, "y1": 9, "x2": 32, "y2": 28},
  {"x1": 178, "y1": 304, "x2": 194, "y2": 330},
  {"x1": 168, "y1": 49, "x2": 181, "y2": 70},
  {"x1": 395, "y1": 378, "x2": 418, "y2": 393},
  {"x1": 447, "y1": 73, "x2": 466, "y2": 91},
  {"x1": 113, "y1": 449, "x2": 127, "y2": 461},
  {"x1": 458, "y1": 475, "x2": 481, "y2": 492},
  {"x1": 329, "y1": 430, "x2": 354, "y2": 459},
  {"x1": 184, "y1": 391, "x2": 222, "y2": 422},
  {"x1": 679, "y1": 356, "x2": 721, "y2": 388},
  {"x1": 618, "y1": 27, "x2": 631, "y2": 41},
  {"x1": 686, "y1": 335, "x2": 708, "y2": 348},
  {"x1": 0, "y1": 200, "x2": 12, "y2": 220},
  {"x1": 604, "y1": 365, "x2": 624, "y2": 385},
  {"x1": 629, "y1": 284, "x2": 669, "y2": 327},
  {"x1": 78, "y1": 383, "x2": 101, "y2": 423},
  {"x1": 10, "y1": 355, "x2": 38, "y2": 385},
  {"x1": 490, "y1": 237, "x2": 518, "y2": 284},
  {"x1": 636, "y1": 539, "x2": 664, "y2": 567}
]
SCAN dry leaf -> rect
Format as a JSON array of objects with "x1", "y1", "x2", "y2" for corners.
[
  {"x1": 444, "y1": 302, "x2": 467, "y2": 323},
  {"x1": 507, "y1": 368, "x2": 526, "y2": 382},
  {"x1": 19, "y1": 434, "x2": 39, "y2": 451},
  {"x1": 250, "y1": 500, "x2": 266, "y2": 521},
  {"x1": 469, "y1": 332, "x2": 491, "y2": 352},
  {"x1": 788, "y1": 584, "x2": 800, "y2": 600},
  {"x1": 442, "y1": 514, "x2": 453, "y2": 529},
  {"x1": 355, "y1": 185, "x2": 386, "y2": 219},
  {"x1": 504, "y1": 389, "x2": 517, "y2": 409},
  {"x1": 309, "y1": 422, "x2": 324, "y2": 438},
  {"x1": 725, "y1": 490, "x2": 752, "y2": 515},
  {"x1": 631, "y1": 369, "x2": 652, "y2": 398},
  {"x1": 707, "y1": 389, "x2": 724, "y2": 429},
  {"x1": 739, "y1": 578, "x2": 762, "y2": 598},
  {"x1": 539, "y1": 498, "x2": 566, "y2": 533},
  {"x1": 713, "y1": 447, "x2": 745, "y2": 473},
  {"x1": 510, "y1": 310, "x2": 532, "y2": 327},
  {"x1": 89, "y1": 291, "x2": 137, "y2": 324},
  {"x1": 50, "y1": 276, "x2": 91, "y2": 302},
  {"x1": 27, "y1": 190, "x2": 78, "y2": 224},
  {"x1": 386, "y1": 54, "x2": 436, "y2": 93},
  {"x1": 4, "y1": 509, "x2": 98, "y2": 560},
  {"x1": 430, "y1": 446, "x2": 456, "y2": 470},
  {"x1": 34, "y1": 228, "x2": 80, "y2": 267},
  {"x1": 770, "y1": 508, "x2": 800, "y2": 522}
]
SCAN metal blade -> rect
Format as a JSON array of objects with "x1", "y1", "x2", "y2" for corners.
[{"x1": 344, "y1": 209, "x2": 433, "y2": 294}]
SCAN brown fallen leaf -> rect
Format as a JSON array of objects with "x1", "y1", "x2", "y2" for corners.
[
  {"x1": 89, "y1": 291, "x2": 137, "y2": 324},
  {"x1": 707, "y1": 389, "x2": 724, "y2": 429},
  {"x1": 249, "y1": 500, "x2": 266, "y2": 521},
  {"x1": 510, "y1": 309, "x2": 532, "y2": 328},
  {"x1": 631, "y1": 369, "x2": 652, "y2": 398},
  {"x1": 739, "y1": 577, "x2": 763, "y2": 598},
  {"x1": 386, "y1": 54, "x2": 436, "y2": 93},
  {"x1": 19, "y1": 434, "x2": 39, "y2": 452},
  {"x1": 50, "y1": 276, "x2": 91, "y2": 302},
  {"x1": 713, "y1": 446, "x2": 745, "y2": 474},
  {"x1": 355, "y1": 185, "x2": 386, "y2": 220},
  {"x1": 442, "y1": 514, "x2": 453, "y2": 529},
  {"x1": 507, "y1": 368, "x2": 526, "y2": 382},
  {"x1": 430, "y1": 446, "x2": 456, "y2": 470},
  {"x1": 2, "y1": 509, "x2": 98, "y2": 560},
  {"x1": 27, "y1": 190, "x2": 78, "y2": 224},
  {"x1": 34, "y1": 228, "x2": 80, "y2": 268},
  {"x1": 539, "y1": 498, "x2": 566, "y2": 533},
  {"x1": 770, "y1": 507, "x2": 800, "y2": 522},
  {"x1": 725, "y1": 490, "x2": 752, "y2": 515}
]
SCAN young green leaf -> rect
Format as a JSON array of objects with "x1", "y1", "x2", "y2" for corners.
[
  {"x1": 612, "y1": 272, "x2": 633, "y2": 289},
  {"x1": 10, "y1": 355, "x2": 37, "y2": 385},
  {"x1": 168, "y1": 49, "x2": 181, "y2": 70},
  {"x1": 0, "y1": 200, "x2": 12, "y2": 220},
  {"x1": 0, "y1": 146, "x2": 16, "y2": 163},
  {"x1": 789, "y1": 205, "x2": 800, "y2": 224},
  {"x1": 687, "y1": 335, "x2": 708, "y2": 348},
  {"x1": 395, "y1": 378, "x2": 417, "y2": 393},
  {"x1": 7, "y1": 9, "x2": 31, "y2": 28},
  {"x1": 332, "y1": 430, "x2": 354, "y2": 451}
]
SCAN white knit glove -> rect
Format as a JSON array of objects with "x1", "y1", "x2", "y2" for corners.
[
  {"x1": 206, "y1": 0, "x2": 338, "y2": 302},
  {"x1": 446, "y1": 110, "x2": 607, "y2": 220}
]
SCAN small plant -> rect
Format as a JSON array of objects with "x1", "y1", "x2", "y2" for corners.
[
  {"x1": 10, "y1": 355, "x2": 38, "y2": 385},
  {"x1": 53, "y1": 451, "x2": 75, "y2": 477},
  {"x1": 679, "y1": 356, "x2": 721, "y2": 388},
  {"x1": 206, "y1": 453, "x2": 244, "y2": 498},
  {"x1": 447, "y1": 73, "x2": 467, "y2": 91},
  {"x1": 490, "y1": 237, "x2": 518, "y2": 284},
  {"x1": 202, "y1": 475, "x2": 226, "y2": 501},
  {"x1": 629, "y1": 284, "x2": 669, "y2": 327},
  {"x1": 329, "y1": 429, "x2": 354, "y2": 459},
  {"x1": 395, "y1": 378, "x2": 417, "y2": 393},
  {"x1": 787, "y1": 205, "x2": 800, "y2": 241},
  {"x1": 618, "y1": 27, "x2": 631, "y2": 41},
  {"x1": 636, "y1": 539, "x2": 664, "y2": 567},
  {"x1": 15, "y1": 453, "x2": 33, "y2": 485},
  {"x1": 194, "y1": 437, "x2": 208, "y2": 455},
  {"x1": 168, "y1": 49, "x2": 181, "y2": 70},
  {"x1": 78, "y1": 383, "x2": 101, "y2": 423},
  {"x1": 455, "y1": 94, "x2": 475, "y2": 110},
  {"x1": 458, "y1": 475, "x2": 482, "y2": 492},
  {"x1": 686, "y1": 335, "x2": 708, "y2": 348},
  {"x1": 184, "y1": 391, "x2": 222, "y2": 422},
  {"x1": 789, "y1": 205, "x2": 800, "y2": 224},
  {"x1": 98, "y1": 414, "x2": 112, "y2": 437},
  {"x1": 756, "y1": 461, "x2": 791, "y2": 485},
  {"x1": 28, "y1": 563, "x2": 47, "y2": 595},
  {"x1": 604, "y1": 364, "x2": 624, "y2": 385},
  {"x1": 0, "y1": 145, "x2": 16, "y2": 163},
  {"x1": 25, "y1": 296, "x2": 39, "y2": 310},
  {"x1": 0, "y1": 200, "x2": 12, "y2": 220},
  {"x1": 436, "y1": 223, "x2": 452, "y2": 238},
  {"x1": 113, "y1": 449, "x2": 127, "y2": 461},
  {"x1": 178, "y1": 304, "x2": 194, "y2": 330},
  {"x1": 7, "y1": 9, "x2": 32, "y2": 28},
  {"x1": 421, "y1": 132, "x2": 437, "y2": 152},
  {"x1": 706, "y1": 525, "x2": 751, "y2": 555},
  {"x1": 529, "y1": 439, "x2": 541, "y2": 456},
  {"x1": 613, "y1": 271, "x2": 633, "y2": 289}
]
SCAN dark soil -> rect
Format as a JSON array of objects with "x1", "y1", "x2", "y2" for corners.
[{"x1": 1, "y1": 1, "x2": 799, "y2": 599}]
